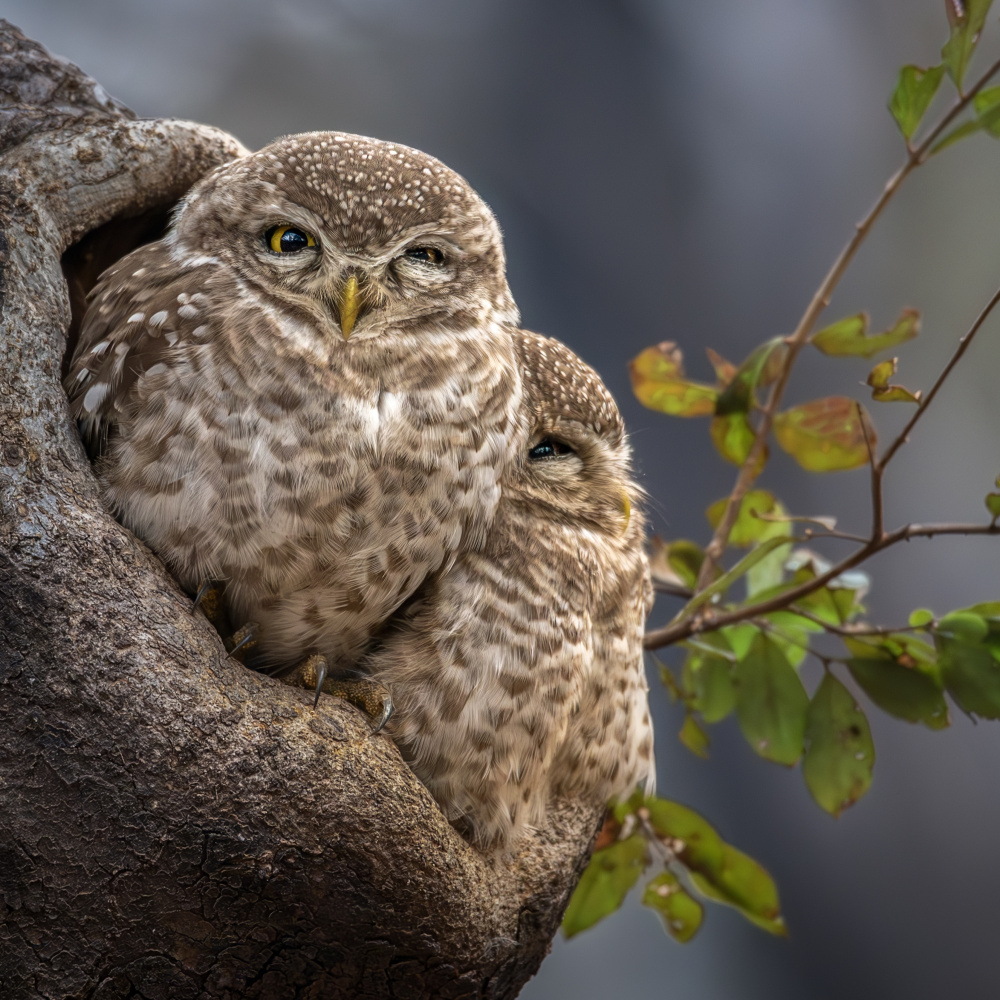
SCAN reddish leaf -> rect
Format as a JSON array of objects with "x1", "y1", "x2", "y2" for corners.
[{"x1": 773, "y1": 398, "x2": 876, "y2": 472}]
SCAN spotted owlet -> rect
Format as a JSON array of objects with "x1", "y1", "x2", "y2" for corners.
[
  {"x1": 361, "y1": 330, "x2": 655, "y2": 849},
  {"x1": 64, "y1": 131, "x2": 654, "y2": 850},
  {"x1": 65, "y1": 131, "x2": 522, "y2": 678}
]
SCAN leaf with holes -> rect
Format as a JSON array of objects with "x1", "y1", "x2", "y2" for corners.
[
  {"x1": 802, "y1": 674, "x2": 875, "y2": 816},
  {"x1": 889, "y1": 64, "x2": 946, "y2": 139},
  {"x1": 642, "y1": 872, "x2": 704, "y2": 943},
  {"x1": 630, "y1": 342, "x2": 718, "y2": 417},
  {"x1": 562, "y1": 835, "x2": 649, "y2": 937},
  {"x1": 734, "y1": 634, "x2": 809, "y2": 765},
  {"x1": 810, "y1": 309, "x2": 919, "y2": 358},
  {"x1": 773, "y1": 397, "x2": 875, "y2": 471}
]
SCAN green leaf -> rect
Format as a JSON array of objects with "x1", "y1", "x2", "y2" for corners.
[
  {"x1": 973, "y1": 84, "x2": 1000, "y2": 135},
  {"x1": 937, "y1": 611, "x2": 989, "y2": 643},
  {"x1": 683, "y1": 642, "x2": 737, "y2": 723},
  {"x1": 688, "y1": 844, "x2": 787, "y2": 937},
  {"x1": 705, "y1": 490, "x2": 781, "y2": 547},
  {"x1": 709, "y1": 412, "x2": 757, "y2": 465},
  {"x1": 642, "y1": 872, "x2": 704, "y2": 943},
  {"x1": 986, "y1": 492, "x2": 1000, "y2": 519},
  {"x1": 866, "y1": 357, "x2": 922, "y2": 403},
  {"x1": 630, "y1": 342, "x2": 718, "y2": 416},
  {"x1": 889, "y1": 64, "x2": 946, "y2": 139},
  {"x1": 930, "y1": 117, "x2": 984, "y2": 155},
  {"x1": 679, "y1": 713, "x2": 710, "y2": 759},
  {"x1": 933, "y1": 610, "x2": 1000, "y2": 718},
  {"x1": 773, "y1": 397, "x2": 875, "y2": 472},
  {"x1": 802, "y1": 674, "x2": 875, "y2": 816},
  {"x1": 847, "y1": 657, "x2": 950, "y2": 729},
  {"x1": 734, "y1": 634, "x2": 809, "y2": 765},
  {"x1": 644, "y1": 798, "x2": 725, "y2": 873},
  {"x1": 649, "y1": 536, "x2": 703, "y2": 590},
  {"x1": 942, "y1": 0, "x2": 994, "y2": 87},
  {"x1": 714, "y1": 338, "x2": 788, "y2": 416},
  {"x1": 810, "y1": 309, "x2": 919, "y2": 358},
  {"x1": 562, "y1": 835, "x2": 649, "y2": 937},
  {"x1": 683, "y1": 536, "x2": 794, "y2": 616},
  {"x1": 909, "y1": 608, "x2": 935, "y2": 628}
]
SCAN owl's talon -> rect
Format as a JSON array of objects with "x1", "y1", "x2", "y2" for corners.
[
  {"x1": 283, "y1": 656, "x2": 392, "y2": 732},
  {"x1": 227, "y1": 621, "x2": 259, "y2": 661},
  {"x1": 191, "y1": 579, "x2": 227, "y2": 630}
]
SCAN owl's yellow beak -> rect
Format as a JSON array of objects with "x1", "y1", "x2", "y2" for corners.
[
  {"x1": 620, "y1": 491, "x2": 631, "y2": 534},
  {"x1": 338, "y1": 275, "x2": 362, "y2": 339}
]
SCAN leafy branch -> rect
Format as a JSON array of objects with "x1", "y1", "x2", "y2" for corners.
[{"x1": 565, "y1": 0, "x2": 1000, "y2": 948}]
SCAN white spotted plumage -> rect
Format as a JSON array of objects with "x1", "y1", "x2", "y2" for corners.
[{"x1": 65, "y1": 132, "x2": 653, "y2": 850}]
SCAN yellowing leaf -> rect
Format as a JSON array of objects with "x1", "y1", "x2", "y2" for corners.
[
  {"x1": 889, "y1": 64, "x2": 946, "y2": 140},
  {"x1": 802, "y1": 674, "x2": 875, "y2": 816},
  {"x1": 706, "y1": 347, "x2": 737, "y2": 386},
  {"x1": 866, "y1": 357, "x2": 921, "y2": 403},
  {"x1": 562, "y1": 835, "x2": 649, "y2": 937},
  {"x1": 942, "y1": 0, "x2": 994, "y2": 87},
  {"x1": 705, "y1": 490, "x2": 782, "y2": 547},
  {"x1": 642, "y1": 872, "x2": 704, "y2": 943},
  {"x1": 714, "y1": 338, "x2": 788, "y2": 416},
  {"x1": 773, "y1": 397, "x2": 875, "y2": 472},
  {"x1": 734, "y1": 634, "x2": 809, "y2": 765},
  {"x1": 810, "y1": 309, "x2": 919, "y2": 358},
  {"x1": 649, "y1": 536, "x2": 704, "y2": 590},
  {"x1": 630, "y1": 342, "x2": 718, "y2": 416},
  {"x1": 986, "y1": 492, "x2": 1000, "y2": 519}
]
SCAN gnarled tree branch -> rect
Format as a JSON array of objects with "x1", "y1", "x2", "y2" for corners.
[{"x1": 0, "y1": 22, "x2": 600, "y2": 1000}]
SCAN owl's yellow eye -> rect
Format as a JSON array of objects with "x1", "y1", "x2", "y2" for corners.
[{"x1": 266, "y1": 225, "x2": 316, "y2": 254}]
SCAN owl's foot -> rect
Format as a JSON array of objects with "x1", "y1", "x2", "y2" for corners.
[
  {"x1": 191, "y1": 579, "x2": 228, "y2": 631},
  {"x1": 226, "y1": 620, "x2": 260, "y2": 661},
  {"x1": 286, "y1": 654, "x2": 393, "y2": 733}
]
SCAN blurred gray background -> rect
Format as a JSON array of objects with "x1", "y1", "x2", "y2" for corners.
[{"x1": 10, "y1": 1, "x2": 1000, "y2": 996}]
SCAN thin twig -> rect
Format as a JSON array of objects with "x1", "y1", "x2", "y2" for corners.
[
  {"x1": 786, "y1": 604, "x2": 914, "y2": 638},
  {"x1": 645, "y1": 520, "x2": 1000, "y2": 649},
  {"x1": 691, "y1": 56, "x2": 1000, "y2": 592},
  {"x1": 878, "y1": 280, "x2": 1000, "y2": 470}
]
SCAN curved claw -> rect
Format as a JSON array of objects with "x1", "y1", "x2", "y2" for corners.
[
  {"x1": 371, "y1": 692, "x2": 393, "y2": 735},
  {"x1": 312, "y1": 656, "x2": 328, "y2": 709}
]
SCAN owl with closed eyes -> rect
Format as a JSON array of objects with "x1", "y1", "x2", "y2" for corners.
[{"x1": 65, "y1": 131, "x2": 522, "y2": 680}]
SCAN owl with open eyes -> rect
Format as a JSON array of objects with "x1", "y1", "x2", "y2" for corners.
[
  {"x1": 65, "y1": 131, "x2": 522, "y2": 681},
  {"x1": 65, "y1": 131, "x2": 654, "y2": 850}
]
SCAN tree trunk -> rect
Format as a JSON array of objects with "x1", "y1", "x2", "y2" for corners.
[{"x1": 0, "y1": 21, "x2": 601, "y2": 1000}]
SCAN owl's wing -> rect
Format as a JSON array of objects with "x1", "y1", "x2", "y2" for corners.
[{"x1": 64, "y1": 242, "x2": 216, "y2": 456}]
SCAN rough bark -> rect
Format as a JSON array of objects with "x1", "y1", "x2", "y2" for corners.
[{"x1": 0, "y1": 22, "x2": 601, "y2": 1000}]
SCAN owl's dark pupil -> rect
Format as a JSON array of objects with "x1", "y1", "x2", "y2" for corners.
[
  {"x1": 405, "y1": 246, "x2": 443, "y2": 264},
  {"x1": 528, "y1": 438, "x2": 574, "y2": 460},
  {"x1": 279, "y1": 228, "x2": 309, "y2": 252}
]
